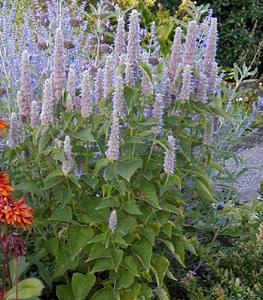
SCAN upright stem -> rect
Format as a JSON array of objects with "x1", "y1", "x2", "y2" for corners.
[{"x1": 14, "y1": 258, "x2": 18, "y2": 300}]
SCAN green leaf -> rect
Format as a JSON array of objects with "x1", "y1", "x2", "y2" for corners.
[
  {"x1": 87, "y1": 243, "x2": 111, "y2": 262},
  {"x1": 141, "y1": 226, "x2": 155, "y2": 246},
  {"x1": 39, "y1": 132, "x2": 51, "y2": 153},
  {"x1": 116, "y1": 271, "x2": 134, "y2": 289},
  {"x1": 132, "y1": 238, "x2": 152, "y2": 271},
  {"x1": 4, "y1": 278, "x2": 44, "y2": 300},
  {"x1": 93, "y1": 158, "x2": 108, "y2": 177},
  {"x1": 62, "y1": 111, "x2": 75, "y2": 130},
  {"x1": 121, "y1": 256, "x2": 139, "y2": 276},
  {"x1": 30, "y1": 259, "x2": 52, "y2": 288},
  {"x1": 154, "y1": 288, "x2": 169, "y2": 300},
  {"x1": 96, "y1": 197, "x2": 120, "y2": 209},
  {"x1": 89, "y1": 290, "x2": 115, "y2": 300},
  {"x1": 53, "y1": 150, "x2": 66, "y2": 162},
  {"x1": 179, "y1": 136, "x2": 192, "y2": 161},
  {"x1": 50, "y1": 206, "x2": 72, "y2": 222},
  {"x1": 53, "y1": 247, "x2": 79, "y2": 278},
  {"x1": 116, "y1": 157, "x2": 143, "y2": 182},
  {"x1": 14, "y1": 182, "x2": 46, "y2": 199},
  {"x1": 192, "y1": 177, "x2": 217, "y2": 203},
  {"x1": 72, "y1": 273, "x2": 96, "y2": 300},
  {"x1": 44, "y1": 169, "x2": 63, "y2": 181},
  {"x1": 9, "y1": 257, "x2": 28, "y2": 286},
  {"x1": 151, "y1": 256, "x2": 169, "y2": 287},
  {"x1": 67, "y1": 226, "x2": 94, "y2": 259},
  {"x1": 137, "y1": 183, "x2": 161, "y2": 209},
  {"x1": 131, "y1": 283, "x2": 141, "y2": 299},
  {"x1": 91, "y1": 258, "x2": 113, "y2": 273},
  {"x1": 68, "y1": 173, "x2": 81, "y2": 188},
  {"x1": 45, "y1": 237, "x2": 59, "y2": 257},
  {"x1": 124, "y1": 87, "x2": 140, "y2": 114},
  {"x1": 173, "y1": 241, "x2": 185, "y2": 264},
  {"x1": 56, "y1": 285, "x2": 75, "y2": 300},
  {"x1": 124, "y1": 200, "x2": 142, "y2": 215},
  {"x1": 162, "y1": 240, "x2": 185, "y2": 267},
  {"x1": 139, "y1": 62, "x2": 153, "y2": 82},
  {"x1": 82, "y1": 176, "x2": 98, "y2": 188},
  {"x1": 110, "y1": 248, "x2": 124, "y2": 272},
  {"x1": 70, "y1": 127, "x2": 95, "y2": 142}
]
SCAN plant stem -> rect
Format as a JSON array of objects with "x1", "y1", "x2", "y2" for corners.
[{"x1": 14, "y1": 258, "x2": 18, "y2": 300}]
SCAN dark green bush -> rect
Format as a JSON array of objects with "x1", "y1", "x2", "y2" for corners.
[{"x1": 196, "y1": 0, "x2": 263, "y2": 75}]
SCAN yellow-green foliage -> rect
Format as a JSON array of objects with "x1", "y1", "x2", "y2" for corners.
[
  {"x1": 174, "y1": 0, "x2": 197, "y2": 21},
  {"x1": 115, "y1": 0, "x2": 156, "y2": 9}
]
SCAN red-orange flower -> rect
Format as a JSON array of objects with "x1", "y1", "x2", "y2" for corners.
[
  {"x1": 0, "y1": 117, "x2": 8, "y2": 136},
  {"x1": 0, "y1": 196, "x2": 34, "y2": 232},
  {"x1": 0, "y1": 172, "x2": 14, "y2": 197},
  {"x1": 0, "y1": 289, "x2": 21, "y2": 300}
]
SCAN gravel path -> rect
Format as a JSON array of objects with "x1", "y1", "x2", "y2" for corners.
[{"x1": 225, "y1": 142, "x2": 263, "y2": 199}]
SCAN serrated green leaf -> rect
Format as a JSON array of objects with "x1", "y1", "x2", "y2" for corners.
[
  {"x1": 151, "y1": 256, "x2": 169, "y2": 287},
  {"x1": 72, "y1": 273, "x2": 96, "y2": 300},
  {"x1": 14, "y1": 182, "x2": 46, "y2": 199},
  {"x1": 89, "y1": 290, "x2": 115, "y2": 300},
  {"x1": 116, "y1": 271, "x2": 134, "y2": 289},
  {"x1": 111, "y1": 248, "x2": 124, "y2": 272},
  {"x1": 121, "y1": 256, "x2": 139, "y2": 276},
  {"x1": 137, "y1": 183, "x2": 161, "y2": 209},
  {"x1": 124, "y1": 200, "x2": 142, "y2": 215},
  {"x1": 50, "y1": 206, "x2": 72, "y2": 222},
  {"x1": 91, "y1": 258, "x2": 113, "y2": 273},
  {"x1": 132, "y1": 238, "x2": 152, "y2": 271},
  {"x1": 193, "y1": 177, "x2": 217, "y2": 203},
  {"x1": 39, "y1": 132, "x2": 51, "y2": 153},
  {"x1": 116, "y1": 157, "x2": 143, "y2": 182},
  {"x1": 56, "y1": 285, "x2": 75, "y2": 300},
  {"x1": 67, "y1": 226, "x2": 94, "y2": 259},
  {"x1": 53, "y1": 247, "x2": 79, "y2": 278},
  {"x1": 139, "y1": 62, "x2": 153, "y2": 82},
  {"x1": 154, "y1": 288, "x2": 169, "y2": 300},
  {"x1": 68, "y1": 173, "x2": 81, "y2": 188}
]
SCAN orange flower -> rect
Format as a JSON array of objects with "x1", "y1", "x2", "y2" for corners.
[
  {"x1": 0, "y1": 196, "x2": 34, "y2": 232},
  {"x1": 0, "y1": 117, "x2": 8, "y2": 136},
  {"x1": 0, "y1": 289, "x2": 21, "y2": 300},
  {"x1": 0, "y1": 172, "x2": 14, "y2": 197}
]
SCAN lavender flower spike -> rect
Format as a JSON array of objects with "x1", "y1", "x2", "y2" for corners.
[
  {"x1": 113, "y1": 75, "x2": 125, "y2": 118},
  {"x1": 10, "y1": 113, "x2": 19, "y2": 149},
  {"x1": 109, "y1": 210, "x2": 117, "y2": 232},
  {"x1": 127, "y1": 10, "x2": 140, "y2": 72},
  {"x1": 104, "y1": 55, "x2": 114, "y2": 98},
  {"x1": 105, "y1": 117, "x2": 120, "y2": 162},
  {"x1": 141, "y1": 52, "x2": 153, "y2": 96},
  {"x1": 196, "y1": 74, "x2": 208, "y2": 102},
  {"x1": 81, "y1": 70, "x2": 93, "y2": 118},
  {"x1": 203, "y1": 18, "x2": 218, "y2": 78},
  {"x1": 41, "y1": 78, "x2": 54, "y2": 126},
  {"x1": 204, "y1": 117, "x2": 213, "y2": 146},
  {"x1": 66, "y1": 94, "x2": 73, "y2": 112},
  {"x1": 95, "y1": 68, "x2": 104, "y2": 104},
  {"x1": 62, "y1": 135, "x2": 73, "y2": 175},
  {"x1": 21, "y1": 50, "x2": 32, "y2": 117},
  {"x1": 207, "y1": 62, "x2": 218, "y2": 98},
  {"x1": 125, "y1": 62, "x2": 135, "y2": 88},
  {"x1": 17, "y1": 91, "x2": 26, "y2": 122},
  {"x1": 114, "y1": 17, "x2": 125, "y2": 70},
  {"x1": 67, "y1": 65, "x2": 75, "y2": 107},
  {"x1": 169, "y1": 27, "x2": 182, "y2": 81},
  {"x1": 152, "y1": 93, "x2": 164, "y2": 134},
  {"x1": 53, "y1": 27, "x2": 66, "y2": 99},
  {"x1": 164, "y1": 135, "x2": 175, "y2": 175},
  {"x1": 182, "y1": 21, "x2": 197, "y2": 68},
  {"x1": 30, "y1": 101, "x2": 39, "y2": 128},
  {"x1": 179, "y1": 65, "x2": 192, "y2": 101}
]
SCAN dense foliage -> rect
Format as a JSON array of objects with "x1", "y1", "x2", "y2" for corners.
[{"x1": 0, "y1": 1, "x2": 262, "y2": 300}]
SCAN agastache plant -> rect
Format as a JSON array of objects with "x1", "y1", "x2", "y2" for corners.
[
  {"x1": 203, "y1": 18, "x2": 218, "y2": 78},
  {"x1": 127, "y1": 10, "x2": 140, "y2": 72},
  {"x1": 62, "y1": 135, "x2": 73, "y2": 175},
  {"x1": 180, "y1": 64, "x2": 192, "y2": 100},
  {"x1": 105, "y1": 117, "x2": 120, "y2": 162},
  {"x1": 182, "y1": 21, "x2": 197, "y2": 68},
  {"x1": 164, "y1": 135, "x2": 175, "y2": 175},
  {"x1": 9, "y1": 113, "x2": 19, "y2": 149},
  {"x1": 114, "y1": 17, "x2": 126, "y2": 70},
  {"x1": 169, "y1": 27, "x2": 182, "y2": 81},
  {"x1": 125, "y1": 62, "x2": 135, "y2": 88},
  {"x1": 95, "y1": 68, "x2": 104, "y2": 104},
  {"x1": 109, "y1": 210, "x2": 117, "y2": 232},
  {"x1": 41, "y1": 78, "x2": 54, "y2": 127},
  {"x1": 113, "y1": 75, "x2": 125, "y2": 118},
  {"x1": 152, "y1": 93, "x2": 164, "y2": 134},
  {"x1": 81, "y1": 70, "x2": 93, "y2": 118},
  {"x1": 30, "y1": 101, "x2": 39, "y2": 129},
  {"x1": 67, "y1": 65, "x2": 76, "y2": 107},
  {"x1": 20, "y1": 50, "x2": 32, "y2": 120},
  {"x1": 207, "y1": 62, "x2": 218, "y2": 98},
  {"x1": 104, "y1": 55, "x2": 114, "y2": 97},
  {"x1": 53, "y1": 28, "x2": 66, "y2": 99}
]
